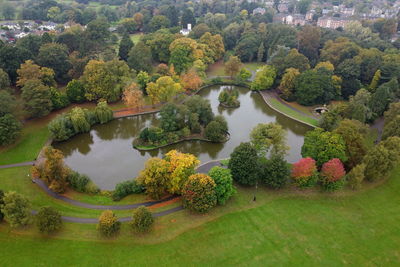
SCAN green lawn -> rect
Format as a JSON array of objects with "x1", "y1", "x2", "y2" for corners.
[
  {"x1": 268, "y1": 98, "x2": 319, "y2": 127},
  {"x1": 1, "y1": 163, "x2": 400, "y2": 265}
]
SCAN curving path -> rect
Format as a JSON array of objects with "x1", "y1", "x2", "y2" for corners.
[{"x1": 0, "y1": 161, "x2": 35, "y2": 169}]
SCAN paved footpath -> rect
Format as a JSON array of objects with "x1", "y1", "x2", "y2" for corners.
[{"x1": 0, "y1": 161, "x2": 35, "y2": 169}]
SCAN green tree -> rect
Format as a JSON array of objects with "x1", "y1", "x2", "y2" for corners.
[
  {"x1": 370, "y1": 79, "x2": 398, "y2": 118},
  {"x1": 0, "y1": 90, "x2": 16, "y2": 117},
  {"x1": 136, "y1": 71, "x2": 150, "y2": 94},
  {"x1": 149, "y1": 15, "x2": 170, "y2": 32},
  {"x1": 36, "y1": 206, "x2": 62, "y2": 234},
  {"x1": 0, "y1": 190, "x2": 4, "y2": 222},
  {"x1": 208, "y1": 167, "x2": 235, "y2": 205},
  {"x1": 130, "y1": 206, "x2": 154, "y2": 233},
  {"x1": 95, "y1": 101, "x2": 113, "y2": 124},
  {"x1": 185, "y1": 95, "x2": 214, "y2": 126},
  {"x1": 271, "y1": 48, "x2": 310, "y2": 77},
  {"x1": 0, "y1": 45, "x2": 31, "y2": 83},
  {"x1": 0, "y1": 114, "x2": 21, "y2": 146},
  {"x1": 66, "y1": 79, "x2": 86, "y2": 103},
  {"x1": 182, "y1": 174, "x2": 217, "y2": 213},
  {"x1": 347, "y1": 89, "x2": 372, "y2": 123},
  {"x1": 228, "y1": 142, "x2": 259, "y2": 186},
  {"x1": 250, "y1": 65, "x2": 276, "y2": 91},
  {"x1": 224, "y1": 56, "x2": 242, "y2": 79},
  {"x1": 118, "y1": 32, "x2": 134, "y2": 62},
  {"x1": 278, "y1": 68, "x2": 300, "y2": 101},
  {"x1": 159, "y1": 103, "x2": 187, "y2": 132},
  {"x1": 70, "y1": 107, "x2": 90, "y2": 133},
  {"x1": 146, "y1": 76, "x2": 182, "y2": 105},
  {"x1": 36, "y1": 43, "x2": 71, "y2": 82},
  {"x1": 97, "y1": 210, "x2": 121, "y2": 237},
  {"x1": 205, "y1": 117, "x2": 228, "y2": 142},
  {"x1": 181, "y1": 8, "x2": 195, "y2": 27},
  {"x1": 347, "y1": 163, "x2": 366, "y2": 190},
  {"x1": 169, "y1": 37, "x2": 198, "y2": 74},
  {"x1": 1, "y1": 192, "x2": 30, "y2": 228},
  {"x1": 298, "y1": 25, "x2": 321, "y2": 63},
  {"x1": 127, "y1": 41, "x2": 152, "y2": 73},
  {"x1": 0, "y1": 68, "x2": 10, "y2": 90},
  {"x1": 301, "y1": 128, "x2": 347, "y2": 166},
  {"x1": 250, "y1": 123, "x2": 288, "y2": 157},
  {"x1": 260, "y1": 155, "x2": 290, "y2": 189},
  {"x1": 363, "y1": 144, "x2": 391, "y2": 182},
  {"x1": 21, "y1": 79, "x2": 53, "y2": 118}
]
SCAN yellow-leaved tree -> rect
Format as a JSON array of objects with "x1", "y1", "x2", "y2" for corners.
[
  {"x1": 146, "y1": 76, "x2": 182, "y2": 105},
  {"x1": 122, "y1": 82, "x2": 144, "y2": 110},
  {"x1": 165, "y1": 150, "x2": 200, "y2": 194}
]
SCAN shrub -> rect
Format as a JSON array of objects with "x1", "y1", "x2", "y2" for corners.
[
  {"x1": 228, "y1": 142, "x2": 259, "y2": 186},
  {"x1": 291, "y1": 157, "x2": 318, "y2": 188},
  {"x1": 66, "y1": 79, "x2": 85, "y2": 103},
  {"x1": 208, "y1": 166, "x2": 235, "y2": 205},
  {"x1": 67, "y1": 171, "x2": 90, "y2": 193},
  {"x1": 112, "y1": 180, "x2": 144, "y2": 201},
  {"x1": 261, "y1": 155, "x2": 290, "y2": 189},
  {"x1": 320, "y1": 158, "x2": 346, "y2": 191},
  {"x1": 218, "y1": 87, "x2": 240, "y2": 107},
  {"x1": 85, "y1": 182, "x2": 101, "y2": 194},
  {"x1": 50, "y1": 88, "x2": 70, "y2": 110},
  {"x1": 36, "y1": 206, "x2": 62, "y2": 234},
  {"x1": 97, "y1": 210, "x2": 121, "y2": 237},
  {"x1": 0, "y1": 190, "x2": 4, "y2": 222},
  {"x1": 205, "y1": 116, "x2": 228, "y2": 142},
  {"x1": 1, "y1": 191, "x2": 30, "y2": 228},
  {"x1": 95, "y1": 101, "x2": 113, "y2": 124},
  {"x1": 182, "y1": 174, "x2": 217, "y2": 213},
  {"x1": 48, "y1": 113, "x2": 75, "y2": 141},
  {"x1": 347, "y1": 163, "x2": 366, "y2": 190},
  {"x1": 0, "y1": 114, "x2": 22, "y2": 146},
  {"x1": 130, "y1": 206, "x2": 154, "y2": 233}
]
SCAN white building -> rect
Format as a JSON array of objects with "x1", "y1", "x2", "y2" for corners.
[{"x1": 180, "y1": 24, "x2": 192, "y2": 36}]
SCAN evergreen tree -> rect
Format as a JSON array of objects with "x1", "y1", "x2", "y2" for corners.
[{"x1": 118, "y1": 32, "x2": 134, "y2": 61}]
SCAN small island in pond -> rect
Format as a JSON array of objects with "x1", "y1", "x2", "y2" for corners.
[
  {"x1": 133, "y1": 96, "x2": 229, "y2": 151},
  {"x1": 218, "y1": 87, "x2": 240, "y2": 108}
]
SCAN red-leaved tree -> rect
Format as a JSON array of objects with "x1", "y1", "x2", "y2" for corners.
[
  {"x1": 321, "y1": 158, "x2": 346, "y2": 182},
  {"x1": 291, "y1": 157, "x2": 318, "y2": 187}
]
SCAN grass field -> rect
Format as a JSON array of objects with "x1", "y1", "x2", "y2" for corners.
[
  {"x1": 268, "y1": 98, "x2": 319, "y2": 127},
  {"x1": 1, "y1": 164, "x2": 400, "y2": 265}
]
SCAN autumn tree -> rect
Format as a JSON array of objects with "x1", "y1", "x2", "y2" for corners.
[
  {"x1": 320, "y1": 158, "x2": 346, "y2": 191},
  {"x1": 301, "y1": 128, "x2": 347, "y2": 166},
  {"x1": 165, "y1": 150, "x2": 200, "y2": 195},
  {"x1": 17, "y1": 60, "x2": 56, "y2": 88},
  {"x1": 136, "y1": 71, "x2": 150, "y2": 94},
  {"x1": 130, "y1": 206, "x2": 154, "y2": 233},
  {"x1": 146, "y1": 76, "x2": 182, "y2": 105},
  {"x1": 320, "y1": 37, "x2": 360, "y2": 67},
  {"x1": 137, "y1": 158, "x2": 170, "y2": 200},
  {"x1": 180, "y1": 70, "x2": 203, "y2": 92},
  {"x1": 298, "y1": 25, "x2": 321, "y2": 63},
  {"x1": 250, "y1": 123, "x2": 289, "y2": 157},
  {"x1": 81, "y1": 59, "x2": 131, "y2": 102},
  {"x1": 291, "y1": 157, "x2": 318, "y2": 188},
  {"x1": 225, "y1": 56, "x2": 242, "y2": 79},
  {"x1": 123, "y1": 82, "x2": 144, "y2": 110},
  {"x1": 1, "y1": 191, "x2": 30, "y2": 228},
  {"x1": 347, "y1": 163, "x2": 366, "y2": 190},
  {"x1": 42, "y1": 146, "x2": 70, "y2": 193},
  {"x1": 169, "y1": 37, "x2": 201, "y2": 74},
  {"x1": 228, "y1": 142, "x2": 259, "y2": 186},
  {"x1": 278, "y1": 68, "x2": 300, "y2": 101},
  {"x1": 97, "y1": 210, "x2": 121, "y2": 237},
  {"x1": 182, "y1": 174, "x2": 217, "y2": 213}
]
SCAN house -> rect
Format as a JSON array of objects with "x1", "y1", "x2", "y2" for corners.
[
  {"x1": 317, "y1": 16, "x2": 351, "y2": 29},
  {"x1": 180, "y1": 24, "x2": 192, "y2": 36},
  {"x1": 285, "y1": 14, "x2": 306, "y2": 26}
]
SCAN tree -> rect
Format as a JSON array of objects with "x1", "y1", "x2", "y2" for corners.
[
  {"x1": 260, "y1": 155, "x2": 290, "y2": 189},
  {"x1": 0, "y1": 114, "x2": 22, "y2": 146},
  {"x1": 250, "y1": 65, "x2": 276, "y2": 91},
  {"x1": 234, "y1": 31, "x2": 259, "y2": 62},
  {"x1": 70, "y1": 107, "x2": 90, "y2": 133},
  {"x1": 0, "y1": 45, "x2": 31, "y2": 83},
  {"x1": 250, "y1": 123, "x2": 288, "y2": 157},
  {"x1": 36, "y1": 43, "x2": 71, "y2": 82},
  {"x1": 1, "y1": 192, "x2": 30, "y2": 228},
  {"x1": 149, "y1": 15, "x2": 170, "y2": 32},
  {"x1": 146, "y1": 76, "x2": 182, "y2": 105},
  {"x1": 36, "y1": 206, "x2": 62, "y2": 234},
  {"x1": 185, "y1": 95, "x2": 214, "y2": 126},
  {"x1": 347, "y1": 163, "x2": 366, "y2": 190},
  {"x1": 278, "y1": 68, "x2": 300, "y2": 101},
  {"x1": 165, "y1": 150, "x2": 200, "y2": 195},
  {"x1": 301, "y1": 128, "x2": 347, "y2": 166},
  {"x1": 68, "y1": 51, "x2": 89, "y2": 79},
  {"x1": 137, "y1": 158, "x2": 170, "y2": 200},
  {"x1": 347, "y1": 89, "x2": 373, "y2": 123},
  {"x1": 0, "y1": 68, "x2": 10, "y2": 90},
  {"x1": 81, "y1": 59, "x2": 131, "y2": 102},
  {"x1": 0, "y1": 90, "x2": 17, "y2": 117},
  {"x1": 118, "y1": 32, "x2": 134, "y2": 61},
  {"x1": 21, "y1": 79, "x2": 53, "y2": 118},
  {"x1": 237, "y1": 68, "x2": 252, "y2": 83},
  {"x1": 146, "y1": 30, "x2": 177, "y2": 63},
  {"x1": 298, "y1": 25, "x2": 321, "y2": 63},
  {"x1": 159, "y1": 103, "x2": 187, "y2": 132},
  {"x1": 320, "y1": 158, "x2": 346, "y2": 191},
  {"x1": 369, "y1": 70, "x2": 381, "y2": 92},
  {"x1": 336, "y1": 58, "x2": 362, "y2": 98},
  {"x1": 16, "y1": 60, "x2": 56, "y2": 88},
  {"x1": 42, "y1": 146, "x2": 70, "y2": 193},
  {"x1": 225, "y1": 56, "x2": 242, "y2": 79},
  {"x1": 363, "y1": 144, "x2": 391, "y2": 182},
  {"x1": 205, "y1": 117, "x2": 228, "y2": 142},
  {"x1": 169, "y1": 37, "x2": 199, "y2": 74},
  {"x1": 190, "y1": 23, "x2": 210, "y2": 39},
  {"x1": 180, "y1": 71, "x2": 203, "y2": 92},
  {"x1": 165, "y1": 6, "x2": 179, "y2": 27},
  {"x1": 271, "y1": 48, "x2": 310, "y2": 77},
  {"x1": 123, "y1": 82, "x2": 144, "y2": 110},
  {"x1": 2, "y1": 3, "x2": 16, "y2": 20},
  {"x1": 127, "y1": 41, "x2": 152, "y2": 73},
  {"x1": 297, "y1": 0, "x2": 311, "y2": 14},
  {"x1": 181, "y1": 8, "x2": 195, "y2": 27},
  {"x1": 95, "y1": 101, "x2": 113, "y2": 124},
  {"x1": 66, "y1": 79, "x2": 85, "y2": 103},
  {"x1": 320, "y1": 37, "x2": 360, "y2": 67},
  {"x1": 130, "y1": 206, "x2": 154, "y2": 233},
  {"x1": 182, "y1": 174, "x2": 217, "y2": 213},
  {"x1": 228, "y1": 142, "x2": 259, "y2": 186},
  {"x1": 136, "y1": 71, "x2": 150, "y2": 94},
  {"x1": 333, "y1": 120, "x2": 368, "y2": 169},
  {"x1": 97, "y1": 210, "x2": 121, "y2": 237},
  {"x1": 207, "y1": 167, "x2": 235, "y2": 205},
  {"x1": 50, "y1": 88, "x2": 69, "y2": 110},
  {"x1": 0, "y1": 190, "x2": 4, "y2": 222},
  {"x1": 291, "y1": 157, "x2": 318, "y2": 188},
  {"x1": 199, "y1": 33, "x2": 225, "y2": 63},
  {"x1": 370, "y1": 80, "x2": 397, "y2": 118}
]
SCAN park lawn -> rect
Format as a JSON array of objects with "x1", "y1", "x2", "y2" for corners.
[
  {"x1": 268, "y1": 98, "x2": 319, "y2": 127},
  {"x1": 1, "y1": 166, "x2": 400, "y2": 265},
  {"x1": 130, "y1": 33, "x2": 143, "y2": 44},
  {"x1": 243, "y1": 62, "x2": 265, "y2": 72},
  {"x1": 206, "y1": 61, "x2": 226, "y2": 77}
]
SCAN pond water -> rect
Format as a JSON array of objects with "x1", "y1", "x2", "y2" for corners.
[{"x1": 54, "y1": 86, "x2": 312, "y2": 190}]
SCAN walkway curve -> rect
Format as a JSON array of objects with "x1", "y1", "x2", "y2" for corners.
[
  {"x1": 0, "y1": 161, "x2": 35, "y2": 169},
  {"x1": 31, "y1": 206, "x2": 184, "y2": 224}
]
